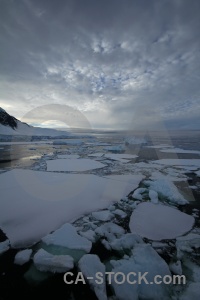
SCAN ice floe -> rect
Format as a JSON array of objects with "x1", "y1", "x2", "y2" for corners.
[
  {"x1": 53, "y1": 139, "x2": 83, "y2": 145},
  {"x1": 14, "y1": 249, "x2": 32, "y2": 265},
  {"x1": 152, "y1": 159, "x2": 200, "y2": 168},
  {"x1": 110, "y1": 244, "x2": 171, "y2": 300},
  {"x1": 92, "y1": 210, "x2": 114, "y2": 221},
  {"x1": 78, "y1": 254, "x2": 107, "y2": 300},
  {"x1": 149, "y1": 190, "x2": 159, "y2": 204},
  {"x1": 0, "y1": 240, "x2": 10, "y2": 255},
  {"x1": 0, "y1": 170, "x2": 142, "y2": 247},
  {"x1": 176, "y1": 233, "x2": 200, "y2": 258},
  {"x1": 144, "y1": 178, "x2": 188, "y2": 205},
  {"x1": 57, "y1": 154, "x2": 80, "y2": 159},
  {"x1": 160, "y1": 148, "x2": 200, "y2": 155},
  {"x1": 104, "y1": 145, "x2": 125, "y2": 152},
  {"x1": 42, "y1": 224, "x2": 92, "y2": 252},
  {"x1": 125, "y1": 137, "x2": 147, "y2": 145},
  {"x1": 129, "y1": 202, "x2": 194, "y2": 240},
  {"x1": 47, "y1": 158, "x2": 105, "y2": 172},
  {"x1": 33, "y1": 249, "x2": 74, "y2": 273},
  {"x1": 179, "y1": 282, "x2": 200, "y2": 300}
]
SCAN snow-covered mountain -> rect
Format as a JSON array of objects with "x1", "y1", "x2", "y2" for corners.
[{"x1": 0, "y1": 108, "x2": 69, "y2": 136}]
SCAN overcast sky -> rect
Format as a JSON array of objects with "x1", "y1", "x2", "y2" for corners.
[{"x1": 0, "y1": 0, "x2": 200, "y2": 130}]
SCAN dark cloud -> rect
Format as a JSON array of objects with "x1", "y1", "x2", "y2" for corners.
[{"x1": 0, "y1": 0, "x2": 200, "y2": 129}]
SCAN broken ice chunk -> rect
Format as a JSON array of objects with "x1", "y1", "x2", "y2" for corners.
[
  {"x1": 14, "y1": 249, "x2": 32, "y2": 265},
  {"x1": 42, "y1": 223, "x2": 92, "y2": 253},
  {"x1": 92, "y1": 210, "x2": 114, "y2": 222},
  {"x1": 78, "y1": 254, "x2": 107, "y2": 300},
  {"x1": 34, "y1": 249, "x2": 74, "y2": 273},
  {"x1": 0, "y1": 239, "x2": 9, "y2": 255}
]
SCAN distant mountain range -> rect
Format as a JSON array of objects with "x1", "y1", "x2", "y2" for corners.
[{"x1": 0, "y1": 107, "x2": 69, "y2": 136}]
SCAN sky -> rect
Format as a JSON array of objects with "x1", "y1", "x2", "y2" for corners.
[{"x1": 0, "y1": 0, "x2": 200, "y2": 130}]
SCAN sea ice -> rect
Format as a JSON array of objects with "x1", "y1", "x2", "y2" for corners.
[
  {"x1": 110, "y1": 244, "x2": 171, "y2": 300},
  {"x1": 47, "y1": 158, "x2": 105, "y2": 172},
  {"x1": 179, "y1": 282, "x2": 200, "y2": 300},
  {"x1": 104, "y1": 153, "x2": 138, "y2": 163},
  {"x1": 110, "y1": 233, "x2": 144, "y2": 251},
  {"x1": 145, "y1": 178, "x2": 188, "y2": 205},
  {"x1": 0, "y1": 240, "x2": 10, "y2": 255},
  {"x1": 169, "y1": 260, "x2": 182, "y2": 275},
  {"x1": 125, "y1": 137, "x2": 147, "y2": 145},
  {"x1": 160, "y1": 148, "x2": 200, "y2": 155},
  {"x1": 132, "y1": 188, "x2": 147, "y2": 201},
  {"x1": 42, "y1": 224, "x2": 92, "y2": 252},
  {"x1": 0, "y1": 170, "x2": 142, "y2": 247},
  {"x1": 78, "y1": 254, "x2": 107, "y2": 300},
  {"x1": 104, "y1": 145, "x2": 125, "y2": 152},
  {"x1": 79, "y1": 229, "x2": 96, "y2": 242},
  {"x1": 57, "y1": 154, "x2": 80, "y2": 159},
  {"x1": 53, "y1": 139, "x2": 83, "y2": 145},
  {"x1": 176, "y1": 233, "x2": 200, "y2": 258},
  {"x1": 92, "y1": 210, "x2": 114, "y2": 221},
  {"x1": 33, "y1": 249, "x2": 74, "y2": 273},
  {"x1": 149, "y1": 190, "x2": 159, "y2": 204},
  {"x1": 129, "y1": 202, "x2": 194, "y2": 240},
  {"x1": 95, "y1": 223, "x2": 125, "y2": 242},
  {"x1": 88, "y1": 153, "x2": 105, "y2": 157},
  {"x1": 152, "y1": 159, "x2": 200, "y2": 168},
  {"x1": 113, "y1": 209, "x2": 127, "y2": 218},
  {"x1": 14, "y1": 249, "x2": 32, "y2": 265}
]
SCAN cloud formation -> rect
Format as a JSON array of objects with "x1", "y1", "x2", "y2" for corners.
[{"x1": 0, "y1": 0, "x2": 200, "y2": 129}]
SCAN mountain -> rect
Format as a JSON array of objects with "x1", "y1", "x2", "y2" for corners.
[{"x1": 0, "y1": 107, "x2": 69, "y2": 137}]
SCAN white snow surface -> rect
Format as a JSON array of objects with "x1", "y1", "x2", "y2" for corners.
[
  {"x1": 42, "y1": 224, "x2": 92, "y2": 252},
  {"x1": 0, "y1": 170, "x2": 141, "y2": 247},
  {"x1": 145, "y1": 178, "x2": 188, "y2": 205},
  {"x1": 14, "y1": 249, "x2": 32, "y2": 265},
  {"x1": 129, "y1": 202, "x2": 194, "y2": 241},
  {"x1": 33, "y1": 249, "x2": 74, "y2": 273},
  {"x1": 47, "y1": 158, "x2": 105, "y2": 172},
  {"x1": 0, "y1": 240, "x2": 10, "y2": 255},
  {"x1": 78, "y1": 254, "x2": 107, "y2": 300}
]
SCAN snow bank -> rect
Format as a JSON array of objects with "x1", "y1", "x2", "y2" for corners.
[
  {"x1": 47, "y1": 158, "x2": 105, "y2": 172},
  {"x1": 33, "y1": 249, "x2": 74, "y2": 273},
  {"x1": 129, "y1": 202, "x2": 194, "y2": 240}
]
